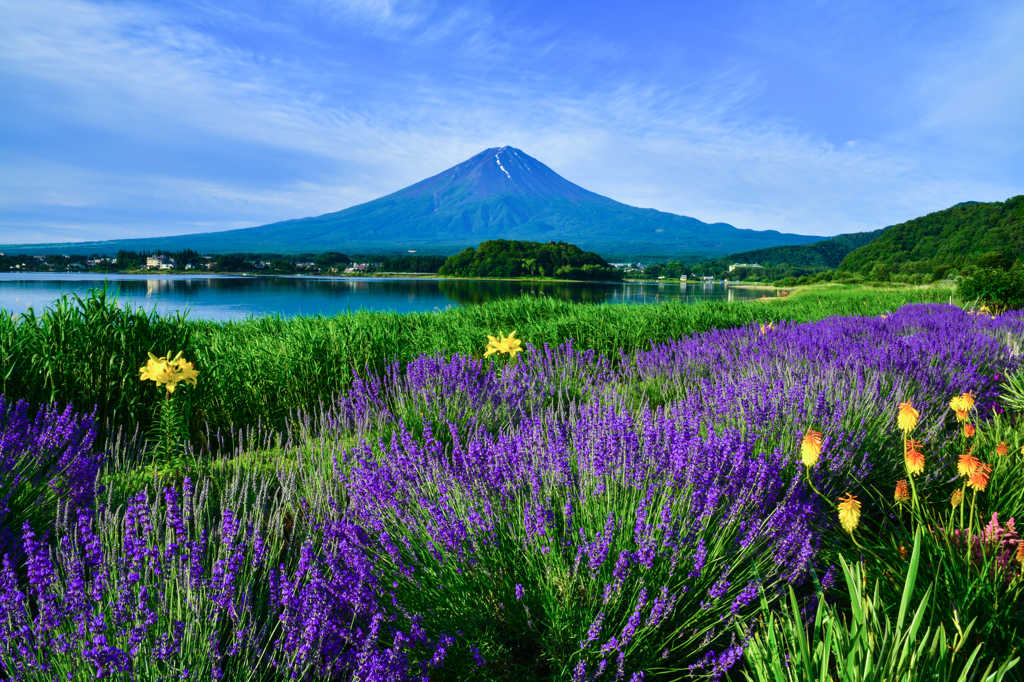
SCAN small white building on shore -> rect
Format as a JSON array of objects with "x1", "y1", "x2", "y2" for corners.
[
  {"x1": 728, "y1": 263, "x2": 764, "y2": 273},
  {"x1": 146, "y1": 255, "x2": 176, "y2": 270}
]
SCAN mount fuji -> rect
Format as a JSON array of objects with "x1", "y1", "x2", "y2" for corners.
[{"x1": 4, "y1": 147, "x2": 824, "y2": 256}]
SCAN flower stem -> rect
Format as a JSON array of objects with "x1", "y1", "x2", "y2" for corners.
[{"x1": 804, "y1": 466, "x2": 833, "y2": 509}]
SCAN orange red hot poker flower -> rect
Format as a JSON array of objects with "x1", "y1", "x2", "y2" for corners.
[
  {"x1": 905, "y1": 439, "x2": 925, "y2": 475},
  {"x1": 957, "y1": 453, "x2": 981, "y2": 477},
  {"x1": 801, "y1": 429, "x2": 823, "y2": 468},
  {"x1": 963, "y1": 424, "x2": 976, "y2": 438},
  {"x1": 894, "y1": 479, "x2": 910, "y2": 504},
  {"x1": 837, "y1": 493, "x2": 861, "y2": 533},
  {"x1": 949, "y1": 392, "x2": 975, "y2": 422},
  {"x1": 966, "y1": 463, "x2": 992, "y2": 492},
  {"x1": 997, "y1": 442, "x2": 1008, "y2": 456},
  {"x1": 897, "y1": 402, "x2": 919, "y2": 432}
]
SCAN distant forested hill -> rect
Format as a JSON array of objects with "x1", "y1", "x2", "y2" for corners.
[
  {"x1": 723, "y1": 228, "x2": 887, "y2": 269},
  {"x1": 438, "y1": 240, "x2": 621, "y2": 280},
  {"x1": 837, "y1": 196, "x2": 1023, "y2": 278}
]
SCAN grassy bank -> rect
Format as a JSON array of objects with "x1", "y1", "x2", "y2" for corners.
[{"x1": 1, "y1": 284, "x2": 951, "y2": 443}]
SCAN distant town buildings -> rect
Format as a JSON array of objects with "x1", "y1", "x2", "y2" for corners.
[
  {"x1": 146, "y1": 254, "x2": 175, "y2": 270},
  {"x1": 728, "y1": 263, "x2": 763, "y2": 272}
]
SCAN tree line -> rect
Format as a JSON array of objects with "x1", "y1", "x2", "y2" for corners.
[{"x1": 437, "y1": 240, "x2": 622, "y2": 281}]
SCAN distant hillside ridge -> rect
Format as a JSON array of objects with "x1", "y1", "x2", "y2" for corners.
[
  {"x1": 837, "y1": 196, "x2": 1023, "y2": 277},
  {"x1": 0, "y1": 147, "x2": 825, "y2": 258},
  {"x1": 722, "y1": 228, "x2": 887, "y2": 269}
]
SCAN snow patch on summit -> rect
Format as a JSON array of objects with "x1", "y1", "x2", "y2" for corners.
[{"x1": 495, "y1": 152, "x2": 511, "y2": 180}]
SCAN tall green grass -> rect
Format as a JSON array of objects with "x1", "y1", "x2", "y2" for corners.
[
  {"x1": 740, "y1": 530, "x2": 1021, "y2": 682},
  {"x1": 1, "y1": 285, "x2": 951, "y2": 444}
]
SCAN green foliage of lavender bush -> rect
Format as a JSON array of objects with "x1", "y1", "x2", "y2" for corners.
[
  {"x1": 1, "y1": 471, "x2": 321, "y2": 681},
  {"x1": 1, "y1": 285, "x2": 951, "y2": 446},
  {"x1": 0, "y1": 397, "x2": 104, "y2": 557},
  {"x1": 355, "y1": 443, "x2": 787, "y2": 680}
]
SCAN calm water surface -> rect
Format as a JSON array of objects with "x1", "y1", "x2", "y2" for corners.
[{"x1": 0, "y1": 273, "x2": 767, "y2": 321}]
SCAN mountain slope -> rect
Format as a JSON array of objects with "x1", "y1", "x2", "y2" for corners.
[
  {"x1": 837, "y1": 196, "x2": 1023, "y2": 275},
  {"x1": 721, "y1": 228, "x2": 888, "y2": 269},
  {"x1": 2, "y1": 147, "x2": 826, "y2": 257}
]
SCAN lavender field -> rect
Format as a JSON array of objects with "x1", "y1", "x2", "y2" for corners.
[{"x1": 2, "y1": 299, "x2": 1023, "y2": 680}]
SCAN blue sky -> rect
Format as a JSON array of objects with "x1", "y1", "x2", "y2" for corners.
[{"x1": 1, "y1": 0, "x2": 1021, "y2": 244}]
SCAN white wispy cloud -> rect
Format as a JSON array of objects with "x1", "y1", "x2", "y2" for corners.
[
  {"x1": 304, "y1": 0, "x2": 425, "y2": 31},
  {"x1": 0, "y1": 0, "x2": 1020, "y2": 245}
]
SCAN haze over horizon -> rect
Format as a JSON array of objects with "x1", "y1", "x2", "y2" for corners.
[{"x1": 1, "y1": 0, "x2": 1022, "y2": 245}]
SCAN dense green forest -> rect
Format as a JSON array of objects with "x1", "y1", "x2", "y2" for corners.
[
  {"x1": 376, "y1": 255, "x2": 448, "y2": 272},
  {"x1": 636, "y1": 228, "x2": 890, "y2": 284},
  {"x1": 720, "y1": 228, "x2": 885, "y2": 270},
  {"x1": 728, "y1": 196, "x2": 1023, "y2": 287},
  {"x1": 836, "y1": 196, "x2": 1022, "y2": 279},
  {"x1": 437, "y1": 239, "x2": 622, "y2": 280}
]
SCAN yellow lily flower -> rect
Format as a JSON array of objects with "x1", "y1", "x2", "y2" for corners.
[
  {"x1": 140, "y1": 351, "x2": 198, "y2": 392},
  {"x1": 484, "y1": 331, "x2": 523, "y2": 358}
]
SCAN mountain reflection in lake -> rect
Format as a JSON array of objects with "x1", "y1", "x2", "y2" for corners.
[{"x1": 0, "y1": 273, "x2": 767, "y2": 322}]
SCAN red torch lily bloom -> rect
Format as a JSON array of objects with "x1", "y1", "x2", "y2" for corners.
[
  {"x1": 966, "y1": 463, "x2": 991, "y2": 492},
  {"x1": 897, "y1": 402, "x2": 920, "y2": 432},
  {"x1": 957, "y1": 453, "x2": 980, "y2": 477},
  {"x1": 800, "y1": 429, "x2": 823, "y2": 468},
  {"x1": 894, "y1": 479, "x2": 910, "y2": 505},
  {"x1": 905, "y1": 440, "x2": 925, "y2": 475},
  {"x1": 837, "y1": 493, "x2": 861, "y2": 533}
]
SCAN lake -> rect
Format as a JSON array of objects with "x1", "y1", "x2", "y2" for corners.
[{"x1": 0, "y1": 273, "x2": 770, "y2": 321}]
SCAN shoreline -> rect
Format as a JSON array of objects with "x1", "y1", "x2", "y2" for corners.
[{"x1": 0, "y1": 270, "x2": 790, "y2": 288}]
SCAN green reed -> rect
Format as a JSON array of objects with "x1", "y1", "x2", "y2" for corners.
[{"x1": 0, "y1": 284, "x2": 950, "y2": 446}]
